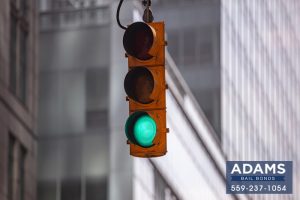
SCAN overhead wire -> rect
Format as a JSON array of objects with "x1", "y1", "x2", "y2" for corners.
[{"x1": 116, "y1": 0, "x2": 127, "y2": 30}]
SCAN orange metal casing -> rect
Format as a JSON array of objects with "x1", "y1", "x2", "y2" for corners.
[{"x1": 126, "y1": 22, "x2": 167, "y2": 157}]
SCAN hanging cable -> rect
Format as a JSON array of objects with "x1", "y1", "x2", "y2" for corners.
[{"x1": 116, "y1": 0, "x2": 127, "y2": 30}]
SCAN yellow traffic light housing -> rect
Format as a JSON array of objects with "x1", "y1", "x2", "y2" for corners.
[{"x1": 123, "y1": 21, "x2": 167, "y2": 157}]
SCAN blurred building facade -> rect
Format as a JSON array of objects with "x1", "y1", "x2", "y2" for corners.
[
  {"x1": 222, "y1": 0, "x2": 300, "y2": 199},
  {"x1": 152, "y1": 0, "x2": 221, "y2": 138},
  {"x1": 38, "y1": 1, "x2": 110, "y2": 200},
  {"x1": 37, "y1": 0, "x2": 238, "y2": 200},
  {"x1": 0, "y1": 0, "x2": 38, "y2": 200},
  {"x1": 1, "y1": 0, "x2": 298, "y2": 199}
]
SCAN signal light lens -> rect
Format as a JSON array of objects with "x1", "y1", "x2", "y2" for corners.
[
  {"x1": 125, "y1": 112, "x2": 157, "y2": 148},
  {"x1": 123, "y1": 22, "x2": 155, "y2": 60},
  {"x1": 124, "y1": 67, "x2": 154, "y2": 104}
]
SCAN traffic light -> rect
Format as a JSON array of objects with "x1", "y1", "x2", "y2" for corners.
[{"x1": 123, "y1": 21, "x2": 167, "y2": 157}]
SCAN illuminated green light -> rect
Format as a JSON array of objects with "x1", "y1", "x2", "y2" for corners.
[
  {"x1": 125, "y1": 112, "x2": 157, "y2": 148},
  {"x1": 133, "y1": 115, "x2": 156, "y2": 147}
]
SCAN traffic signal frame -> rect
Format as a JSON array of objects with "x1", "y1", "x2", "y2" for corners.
[{"x1": 123, "y1": 21, "x2": 167, "y2": 157}]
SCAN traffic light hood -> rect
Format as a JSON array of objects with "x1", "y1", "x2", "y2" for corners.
[
  {"x1": 124, "y1": 67, "x2": 155, "y2": 104},
  {"x1": 123, "y1": 22, "x2": 158, "y2": 60}
]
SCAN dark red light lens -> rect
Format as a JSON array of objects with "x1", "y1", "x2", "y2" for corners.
[
  {"x1": 124, "y1": 67, "x2": 154, "y2": 104},
  {"x1": 123, "y1": 22, "x2": 154, "y2": 60}
]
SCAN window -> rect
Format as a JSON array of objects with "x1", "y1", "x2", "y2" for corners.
[
  {"x1": 37, "y1": 181, "x2": 57, "y2": 200},
  {"x1": 61, "y1": 179, "x2": 81, "y2": 200},
  {"x1": 167, "y1": 28, "x2": 214, "y2": 68},
  {"x1": 8, "y1": 135, "x2": 15, "y2": 200},
  {"x1": 9, "y1": 0, "x2": 29, "y2": 104},
  {"x1": 9, "y1": 14, "x2": 17, "y2": 94},
  {"x1": 18, "y1": 147, "x2": 27, "y2": 200},
  {"x1": 86, "y1": 177, "x2": 107, "y2": 200},
  {"x1": 19, "y1": 29, "x2": 27, "y2": 103},
  {"x1": 167, "y1": 31, "x2": 180, "y2": 65},
  {"x1": 85, "y1": 69, "x2": 109, "y2": 132},
  {"x1": 183, "y1": 30, "x2": 197, "y2": 65},
  {"x1": 197, "y1": 39, "x2": 213, "y2": 65},
  {"x1": 7, "y1": 134, "x2": 27, "y2": 200}
]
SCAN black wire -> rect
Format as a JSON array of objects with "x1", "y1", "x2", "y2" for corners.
[{"x1": 116, "y1": 0, "x2": 127, "y2": 30}]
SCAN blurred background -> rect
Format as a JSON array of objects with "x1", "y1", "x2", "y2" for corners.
[{"x1": 0, "y1": 0, "x2": 299, "y2": 200}]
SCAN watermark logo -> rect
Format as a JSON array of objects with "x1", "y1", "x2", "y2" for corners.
[{"x1": 226, "y1": 161, "x2": 292, "y2": 194}]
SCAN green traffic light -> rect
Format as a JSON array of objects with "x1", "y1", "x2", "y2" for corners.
[
  {"x1": 133, "y1": 115, "x2": 156, "y2": 147},
  {"x1": 125, "y1": 112, "x2": 157, "y2": 148}
]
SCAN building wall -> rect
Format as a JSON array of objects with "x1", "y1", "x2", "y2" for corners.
[
  {"x1": 222, "y1": 0, "x2": 300, "y2": 199},
  {"x1": 38, "y1": 2, "x2": 111, "y2": 200},
  {"x1": 0, "y1": 0, "x2": 38, "y2": 200},
  {"x1": 153, "y1": 0, "x2": 222, "y2": 138}
]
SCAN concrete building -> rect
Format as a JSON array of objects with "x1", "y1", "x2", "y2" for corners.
[
  {"x1": 0, "y1": 0, "x2": 38, "y2": 200},
  {"x1": 222, "y1": 0, "x2": 300, "y2": 199}
]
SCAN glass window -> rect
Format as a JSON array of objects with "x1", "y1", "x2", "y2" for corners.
[
  {"x1": 19, "y1": 29, "x2": 27, "y2": 103},
  {"x1": 37, "y1": 181, "x2": 57, "y2": 200},
  {"x1": 18, "y1": 147, "x2": 27, "y2": 200},
  {"x1": 86, "y1": 69, "x2": 108, "y2": 111},
  {"x1": 183, "y1": 29, "x2": 197, "y2": 66},
  {"x1": 8, "y1": 135, "x2": 15, "y2": 200},
  {"x1": 9, "y1": 0, "x2": 29, "y2": 104},
  {"x1": 196, "y1": 28, "x2": 214, "y2": 66},
  {"x1": 9, "y1": 15, "x2": 17, "y2": 94},
  {"x1": 167, "y1": 31, "x2": 180, "y2": 65},
  {"x1": 7, "y1": 134, "x2": 27, "y2": 200},
  {"x1": 85, "y1": 69, "x2": 108, "y2": 132},
  {"x1": 86, "y1": 177, "x2": 107, "y2": 200},
  {"x1": 61, "y1": 179, "x2": 81, "y2": 200},
  {"x1": 86, "y1": 110, "x2": 108, "y2": 131},
  {"x1": 20, "y1": 0, "x2": 27, "y2": 17},
  {"x1": 197, "y1": 41, "x2": 213, "y2": 65}
]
